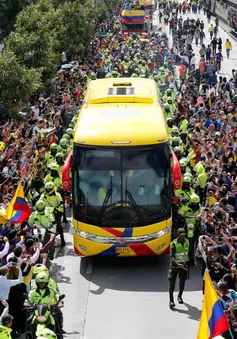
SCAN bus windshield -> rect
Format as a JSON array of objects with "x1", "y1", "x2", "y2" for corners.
[
  {"x1": 122, "y1": 23, "x2": 148, "y2": 31},
  {"x1": 72, "y1": 144, "x2": 172, "y2": 227}
]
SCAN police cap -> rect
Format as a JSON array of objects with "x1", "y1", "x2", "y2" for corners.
[{"x1": 177, "y1": 228, "x2": 186, "y2": 236}]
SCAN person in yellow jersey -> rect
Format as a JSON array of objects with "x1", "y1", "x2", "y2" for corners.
[
  {"x1": 209, "y1": 23, "x2": 214, "y2": 39},
  {"x1": 168, "y1": 228, "x2": 190, "y2": 309},
  {"x1": 195, "y1": 163, "x2": 208, "y2": 204},
  {"x1": 225, "y1": 39, "x2": 232, "y2": 59}
]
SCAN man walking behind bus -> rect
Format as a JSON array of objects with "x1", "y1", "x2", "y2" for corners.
[{"x1": 168, "y1": 228, "x2": 190, "y2": 309}]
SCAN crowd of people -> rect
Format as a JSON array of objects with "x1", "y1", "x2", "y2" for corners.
[
  {"x1": 0, "y1": 0, "x2": 237, "y2": 338},
  {"x1": 159, "y1": 1, "x2": 237, "y2": 338}
]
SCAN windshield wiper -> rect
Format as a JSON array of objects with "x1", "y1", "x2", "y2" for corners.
[
  {"x1": 125, "y1": 190, "x2": 146, "y2": 226},
  {"x1": 99, "y1": 188, "x2": 112, "y2": 223},
  {"x1": 144, "y1": 210, "x2": 169, "y2": 223}
]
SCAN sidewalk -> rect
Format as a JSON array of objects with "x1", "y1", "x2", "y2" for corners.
[
  {"x1": 217, "y1": 17, "x2": 237, "y2": 42},
  {"x1": 153, "y1": 9, "x2": 237, "y2": 79}
]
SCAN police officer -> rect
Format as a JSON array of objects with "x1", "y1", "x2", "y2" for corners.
[
  {"x1": 28, "y1": 200, "x2": 54, "y2": 230},
  {"x1": 178, "y1": 193, "x2": 201, "y2": 263},
  {"x1": 40, "y1": 182, "x2": 65, "y2": 246},
  {"x1": 33, "y1": 264, "x2": 60, "y2": 293},
  {"x1": 44, "y1": 164, "x2": 62, "y2": 190},
  {"x1": 28, "y1": 273, "x2": 58, "y2": 305},
  {"x1": 45, "y1": 143, "x2": 58, "y2": 165},
  {"x1": 44, "y1": 163, "x2": 67, "y2": 223},
  {"x1": 25, "y1": 273, "x2": 58, "y2": 332},
  {"x1": 168, "y1": 228, "x2": 190, "y2": 309},
  {"x1": 55, "y1": 153, "x2": 65, "y2": 172},
  {"x1": 32, "y1": 268, "x2": 65, "y2": 334},
  {"x1": 58, "y1": 139, "x2": 69, "y2": 156},
  {"x1": 0, "y1": 314, "x2": 13, "y2": 339}
]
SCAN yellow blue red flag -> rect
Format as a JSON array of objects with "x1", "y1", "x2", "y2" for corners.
[
  {"x1": 6, "y1": 182, "x2": 31, "y2": 223},
  {"x1": 121, "y1": 10, "x2": 145, "y2": 23},
  {"x1": 197, "y1": 270, "x2": 230, "y2": 339}
]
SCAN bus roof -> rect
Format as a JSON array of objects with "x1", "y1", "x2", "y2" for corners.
[{"x1": 74, "y1": 78, "x2": 169, "y2": 147}]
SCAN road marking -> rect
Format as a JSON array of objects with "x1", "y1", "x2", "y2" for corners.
[{"x1": 86, "y1": 257, "x2": 93, "y2": 275}]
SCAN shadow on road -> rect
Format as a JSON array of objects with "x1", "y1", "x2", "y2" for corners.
[
  {"x1": 80, "y1": 256, "x2": 202, "y2": 294},
  {"x1": 174, "y1": 302, "x2": 201, "y2": 321}
]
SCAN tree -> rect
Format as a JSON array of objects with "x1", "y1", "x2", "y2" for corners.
[
  {"x1": 0, "y1": 50, "x2": 42, "y2": 106},
  {"x1": 0, "y1": 0, "x2": 32, "y2": 37},
  {"x1": 6, "y1": 0, "x2": 59, "y2": 92},
  {"x1": 54, "y1": 1, "x2": 94, "y2": 57}
]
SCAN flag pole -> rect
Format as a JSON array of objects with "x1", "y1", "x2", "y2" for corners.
[{"x1": 229, "y1": 328, "x2": 234, "y2": 339}]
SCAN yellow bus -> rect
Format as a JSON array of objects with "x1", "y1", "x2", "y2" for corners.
[{"x1": 63, "y1": 78, "x2": 181, "y2": 257}]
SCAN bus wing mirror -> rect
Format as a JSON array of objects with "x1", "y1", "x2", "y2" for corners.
[
  {"x1": 62, "y1": 151, "x2": 72, "y2": 192},
  {"x1": 171, "y1": 150, "x2": 182, "y2": 191}
]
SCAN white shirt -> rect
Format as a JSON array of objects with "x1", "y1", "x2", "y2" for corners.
[
  {"x1": 0, "y1": 270, "x2": 23, "y2": 301},
  {"x1": 2, "y1": 167, "x2": 9, "y2": 175},
  {"x1": 31, "y1": 106, "x2": 40, "y2": 118},
  {"x1": 6, "y1": 252, "x2": 24, "y2": 265},
  {"x1": 32, "y1": 126, "x2": 40, "y2": 135},
  {"x1": 210, "y1": 86, "x2": 216, "y2": 96}
]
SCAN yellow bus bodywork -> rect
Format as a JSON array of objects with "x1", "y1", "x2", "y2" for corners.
[{"x1": 72, "y1": 78, "x2": 171, "y2": 257}]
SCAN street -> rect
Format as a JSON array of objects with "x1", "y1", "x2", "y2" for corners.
[{"x1": 51, "y1": 219, "x2": 202, "y2": 339}]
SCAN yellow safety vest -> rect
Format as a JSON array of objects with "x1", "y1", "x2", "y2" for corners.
[
  {"x1": 173, "y1": 239, "x2": 189, "y2": 263},
  {"x1": 0, "y1": 325, "x2": 12, "y2": 339}
]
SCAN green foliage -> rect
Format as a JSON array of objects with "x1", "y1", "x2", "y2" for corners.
[
  {"x1": 0, "y1": 0, "x2": 32, "y2": 37},
  {"x1": 54, "y1": 1, "x2": 93, "y2": 56},
  {"x1": 6, "y1": 0, "x2": 59, "y2": 94},
  {"x1": 0, "y1": 51, "x2": 42, "y2": 106},
  {"x1": 96, "y1": 0, "x2": 118, "y2": 20}
]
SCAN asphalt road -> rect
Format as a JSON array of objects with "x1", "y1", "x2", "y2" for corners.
[{"x1": 50, "y1": 217, "x2": 203, "y2": 339}]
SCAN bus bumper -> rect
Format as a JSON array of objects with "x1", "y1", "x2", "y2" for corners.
[{"x1": 73, "y1": 231, "x2": 171, "y2": 257}]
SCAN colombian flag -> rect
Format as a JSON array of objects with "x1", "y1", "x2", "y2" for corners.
[
  {"x1": 197, "y1": 270, "x2": 230, "y2": 339},
  {"x1": 121, "y1": 10, "x2": 145, "y2": 23},
  {"x1": 145, "y1": 0, "x2": 153, "y2": 10},
  {"x1": 6, "y1": 183, "x2": 31, "y2": 223}
]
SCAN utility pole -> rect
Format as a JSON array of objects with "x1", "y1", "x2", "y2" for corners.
[{"x1": 94, "y1": 0, "x2": 98, "y2": 8}]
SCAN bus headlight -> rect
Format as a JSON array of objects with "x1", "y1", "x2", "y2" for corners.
[
  {"x1": 150, "y1": 226, "x2": 172, "y2": 239},
  {"x1": 73, "y1": 228, "x2": 115, "y2": 243},
  {"x1": 71, "y1": 226, "x2": 171, "y2": 244}
]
